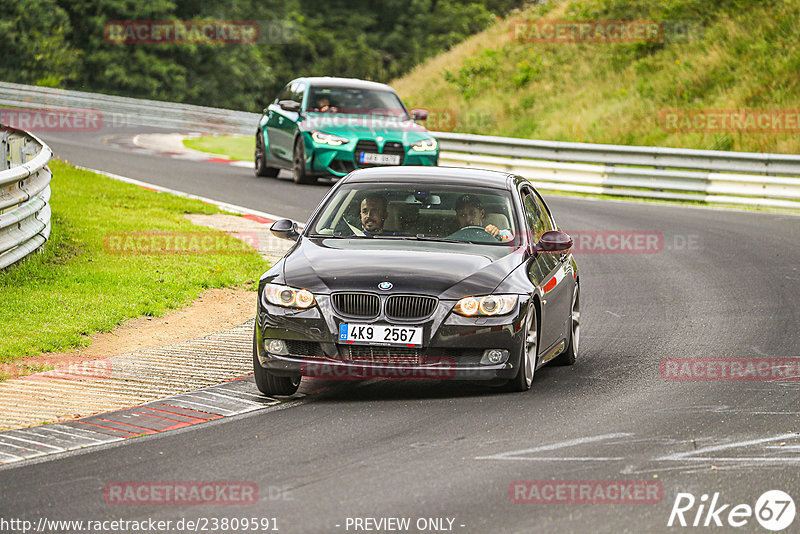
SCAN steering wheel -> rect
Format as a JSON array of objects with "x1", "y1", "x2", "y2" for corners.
[
  {"x1": 333, "y1": 214, "x2": 367, "y2": 236},
  {"x1": 446, "y1": 226, "x2": 500, "y2": 242}
]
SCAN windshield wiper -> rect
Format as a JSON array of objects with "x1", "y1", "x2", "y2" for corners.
[{"x1": 411, "y1": 235, "x2": 464, "y2": 244}]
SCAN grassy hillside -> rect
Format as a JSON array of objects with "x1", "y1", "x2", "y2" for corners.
[{"x1": 393, "y1": 0, "x2": 800, "y2": 154}]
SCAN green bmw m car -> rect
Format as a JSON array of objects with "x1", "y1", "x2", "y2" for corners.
[{"x1": 254, "y1": 77, "x2": 439, "y2": 183}]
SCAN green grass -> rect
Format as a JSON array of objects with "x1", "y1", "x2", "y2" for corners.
[
  {"x1": 183, "y1": 134, "x2": 254, "y2": 161},
  {"x1": 0, "y1": 160, "x2": 268, "y2": 365},
  {"x1": 392, "y1": 0, "x2": 800, "y2": 154}
]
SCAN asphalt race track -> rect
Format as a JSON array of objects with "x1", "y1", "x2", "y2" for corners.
[{"x1": 1, "y1": 126, "x2": 798, "y2": 533}]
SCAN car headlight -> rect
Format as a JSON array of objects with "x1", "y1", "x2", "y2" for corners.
[
  {"x1": 311, "y1": 131, "x2": 349, "y2": 146},
  {"x1": 453, "y1": 295, "x2": 517, "y2": 317},
  {"x1": 263, "y1": 283, "x2": 316, "y2": 309},
  {"x1": 411, "y1": 138, "x2": 438, "y2": 152}
]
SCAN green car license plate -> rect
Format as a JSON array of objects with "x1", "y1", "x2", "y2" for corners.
[{"x1": 359, "y1": 153, "x2": 401, "y2": 165}]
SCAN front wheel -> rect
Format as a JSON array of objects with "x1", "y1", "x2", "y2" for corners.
[
  {"x1": 255, "y1": 131, "x2": 279, "y2": 177},
  {"x1": 552, "y1": 284, "x2": 579, "y2": 366},
  {"x1": 292, "y1": 137, "x2": 316, "y2": 184},
  {"x1": 253, "y1": 327, "x2": 300, "y2": 396},
  {"x1": 506, "y1": 306, "x2": 537, "y2": 392}
]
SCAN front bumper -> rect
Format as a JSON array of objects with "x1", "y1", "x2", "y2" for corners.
[
  {"x1": 305, "y1": 137, "x2": 439, "y2": 177},
  {"x1": 255, "y1": 294, "x2": 527, "y2": 381}
]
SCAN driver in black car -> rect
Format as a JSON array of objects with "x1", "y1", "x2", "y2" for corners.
[
  {"x1": 359, "y1": 194, "x2": 401, "y2": 236},
  {"x1": 455, "y1": 194, "x2": 500, "y2": 238}
]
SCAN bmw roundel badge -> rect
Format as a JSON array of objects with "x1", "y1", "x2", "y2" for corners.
[{"x1": 378, "y1": 281, "x2": 393, "y2": 290}]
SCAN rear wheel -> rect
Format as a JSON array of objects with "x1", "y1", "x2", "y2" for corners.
[
  {"x1": 292, "y1": 137, "x2": 316, "y2": 184},
  {"x1": 552, "y1": 285, "x2": 579, "y2": 366},
  {"x1": 253, "y1": 327, "x2": 300, "y2": 396},
  {"x1": 254, "y1": 131, "x2": 279, "y2": 177},
  {"x1": 506, "y1": 306, "x2": 537, "y2": 392}
]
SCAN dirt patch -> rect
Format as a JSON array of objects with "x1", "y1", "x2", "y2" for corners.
[{"x1": 5, "y1": 287, "x2": 255, "y2": 377}]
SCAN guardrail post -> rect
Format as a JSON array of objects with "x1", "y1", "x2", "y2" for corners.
[{"x1": 0, "y1": 130, "x2": 8, "y2": 171}]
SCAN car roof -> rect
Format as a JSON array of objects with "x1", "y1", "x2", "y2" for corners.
[
  {"x1": 342, "y1": 166, "x2": 515, "y2": 189},
  {"x1": 296, "y1": 77, "x2": 396, "y2": 92}
]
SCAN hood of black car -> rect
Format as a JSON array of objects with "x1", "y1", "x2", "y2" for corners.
[{"x1": 282, "y1": 237, "x2": 522, "y2": 298}]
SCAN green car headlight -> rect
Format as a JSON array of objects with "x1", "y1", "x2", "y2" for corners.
[
  {"x1": 453, "y1": 295, "x2": 517, "y2": 317},
  {"x1": 411, "y1": 138, "x2": 438, "y2": 152},
  {"x1": 264, "y1": 283, "x2": 316, "y2": 309},
  {"x1": 311, "y1": 131, "x2": 349, "y2": 146}
]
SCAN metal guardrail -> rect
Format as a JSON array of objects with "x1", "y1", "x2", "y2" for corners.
[
  {"x1": 0, "y1": 81, "x2": 260, "y2": 135},
  {"x1": 1, "y1": 81, "x2": 798, "y2": 209},
  {"x1": 0, "y1": 126, "x2": 53, "y2": 270},
  {"x1": 435, "y1": 132, "x2": 800, "y2": 209}
]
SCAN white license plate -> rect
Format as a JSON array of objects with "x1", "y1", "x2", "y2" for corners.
[
  {"x1": 339, "y1": 323, "x2": 422, "y2": 346},
  {"x1": 359, "y1": 152, "x2": 401, "y2": 165}
]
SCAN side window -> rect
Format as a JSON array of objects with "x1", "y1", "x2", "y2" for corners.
[
  {"x1": 533, "y1": 192, "x2": 554, "y2": 233},
  {"x1": 521, "y1": 186, "x2": 546, "y2": 242},
  {"x1": 291, "y1": 83, "x2": 306, "y2": 105},
  {"x1": 276, "y1": 84, "x2": 292, "y2": 103}
]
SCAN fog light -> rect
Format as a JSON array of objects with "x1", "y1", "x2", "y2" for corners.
[
  {"x1": 266, "y1": 339, "x2": 288, "y2": 356},
  {"x1": 480, "y1": 349, "x2": 509, "y2": 365}
]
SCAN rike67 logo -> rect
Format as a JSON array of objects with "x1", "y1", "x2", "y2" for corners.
[{"x1": 668, "y1": 490, "x2": 795, "y2": 531}]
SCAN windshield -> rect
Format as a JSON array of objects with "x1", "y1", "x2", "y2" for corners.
[
  {"x1": 309, "y1": 183, "x2": 519, "y2": 245},
  {"x1": 305, "y1": 86, "x2": 409, "y2": 118}
]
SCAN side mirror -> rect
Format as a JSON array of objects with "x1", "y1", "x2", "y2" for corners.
[
  {"x1": 279, "y1": 100, "x2": 301, "y2": 112},
  {"x1": 535, "y1": 230, "x2": 573, "y2": 253},
  {"x1": 411, "y1": 109, "x2": 428, "y2": 121},
  {"x1": 271, "y1": 219, "x2": 300, "y2": 241}
]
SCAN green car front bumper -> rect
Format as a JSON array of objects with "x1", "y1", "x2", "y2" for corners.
[{"x1": 301, "y1": 134, "x2": 439, "y2": 177}]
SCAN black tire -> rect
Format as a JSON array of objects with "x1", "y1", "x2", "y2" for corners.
[
  {"x1": 506, "y1": 306, "x2": 537, "y2": 392},
  {"x1": 253, "y1": 327, "x2": 300, "y2": 396},
  {"x1": 255, "y1": 131, "x2": 279, "y2": 177},
  {"x1": 552, "y1": 285, "x2": 579, "y2": 366},
  {"x1": 292, "y1": 137, "x2": 316, "y2": 184}
]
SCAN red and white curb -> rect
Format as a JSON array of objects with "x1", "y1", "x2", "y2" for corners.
[
  {"x1": 0, "y1": 376, "x2": 296, "y2": 467},
  {"x1": 133, "y1": 132, "x2": 255, "y2": 169}
]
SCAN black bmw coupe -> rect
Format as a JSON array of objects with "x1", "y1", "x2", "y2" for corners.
[{"x1": 254, "y1": 167, "x2": 580, "y2": 395}]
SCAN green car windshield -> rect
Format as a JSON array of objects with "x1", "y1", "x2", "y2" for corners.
[
  {"x1": 306, "y1": 87, "x2": 409, "y2": 118},
  {"x1": 309, "y1": 183, "x2": 519, "y2": 245}
]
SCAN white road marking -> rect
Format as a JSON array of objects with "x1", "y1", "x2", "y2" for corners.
[
  {"x1": 475, "y1": 432, "x2": 632, "y2": 461},
  {"x1": 656, "y1": 433, "x2": 800, "y2": 464},
  {"x1": 77, "y1": 166, "x2": 300, "y2": 225}
]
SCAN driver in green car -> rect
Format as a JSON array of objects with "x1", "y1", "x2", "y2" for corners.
[{"x1": 455, "y1": 194, "x2": 500, "y2": 238}]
